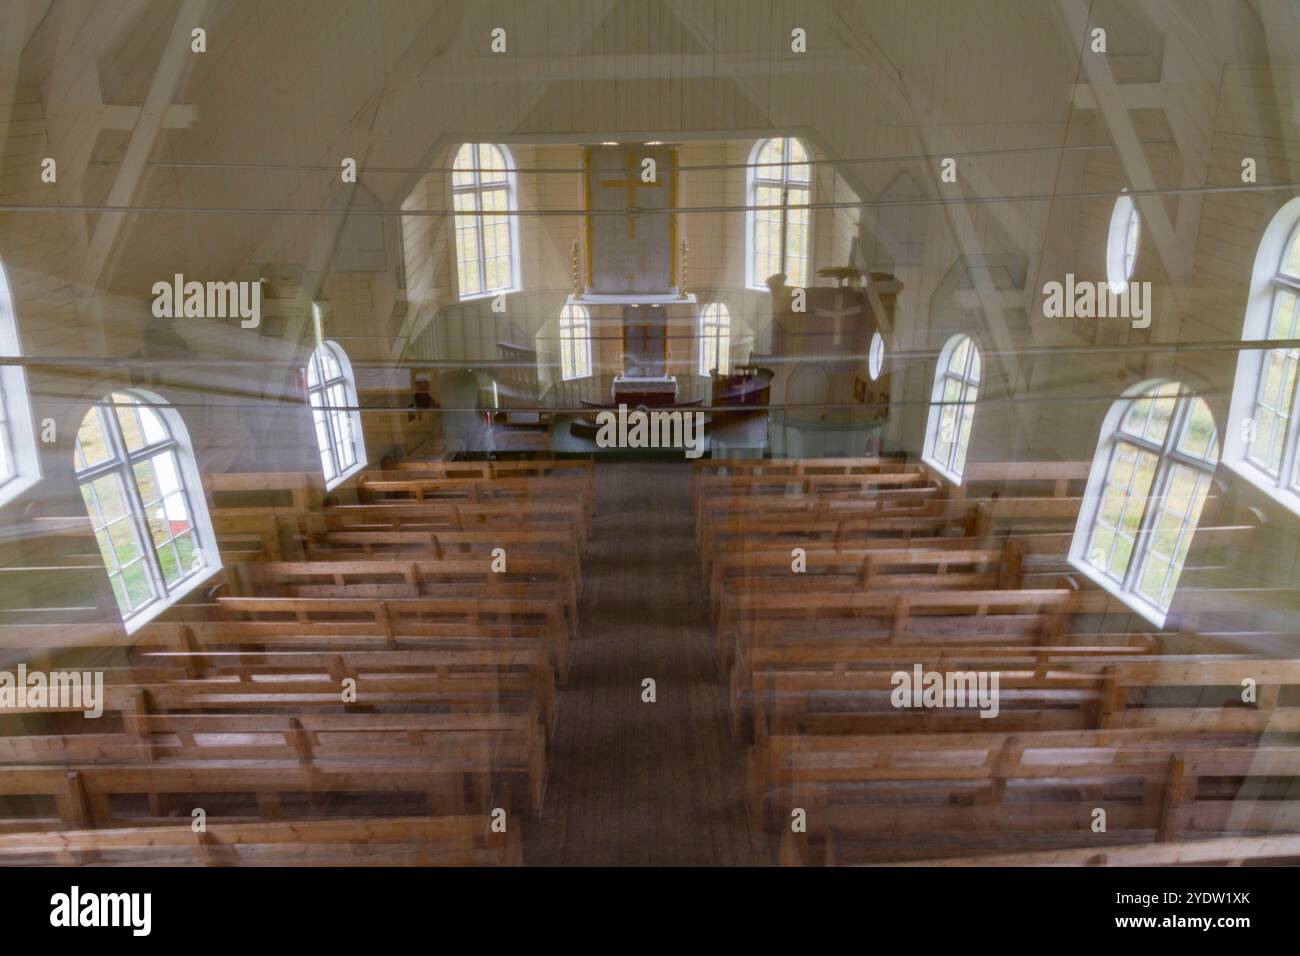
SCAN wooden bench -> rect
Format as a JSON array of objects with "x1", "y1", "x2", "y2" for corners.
[
  {"x1": 712, "y1": 540, "x2": 1025, "y2": 631},
  {"x1": 392, "y1": 459, "x2": 595, "y2": 508},
  {"x1": 731, "y1": 635, "x2": 1148, "y2": 734},
  {"x1": 739, "y1": 654, "x2": 1300, "y2": 743},
  {"x1": 298, "y1": 527, "x2": 581, "y2": 568},
  {"x1": 707, "y1": 537, "x2": 1012, "y2": 614},
  {"x1": 356, "y1": 476, "x2": 594, "y2": 539},
  {"x1": 0, "y1": 709, "x2": 547, "y2": 817},
  {"x1": 696, "y1": 486, "x2": 948, "y2": 558},
  {"x1": 212, "y1": 595, "x2": 571, "y2": 678},
  {"x1": 0, "y1": 755, "x2": 541, "y2": 830},
  {"x1": 0, "y1": 815, "x2": 521, "y2": 866},
  {"x1": 319, "y1": 502, "x2": 589, "y2": 558},
  {"x1": 879, "y1": 833, "x2": 1300, "y2": 867},
  {"x1": 396, "y1": 457, "x2": 593, "y2": 484},
  {"x1": 694, "y1": 469, "x2": 937, "y2": 523},
  {"x1": 700, "y1": 511, "x2": 979, "y2": 580},
  {"x1": 226, "y1": 558, "x2": 579, "y2": 640},
  {"x1": 755, "y1": 729, "x2": 1300, "y2": 864},
  {"x1": 692, "y1": 457, "x2": 914, "y2": 497},
  {"x1": 716, "y1": 586, "x2": 1096, "y2": 676}
]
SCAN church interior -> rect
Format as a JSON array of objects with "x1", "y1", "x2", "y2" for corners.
[{"x1": 1, "y1": 0, "x2": 1299, "y2": 868}]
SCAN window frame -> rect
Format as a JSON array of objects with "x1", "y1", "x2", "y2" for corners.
[
  {"x1": 0, "y1": 257, "x2": 40, "y2": 508},
  {"x1": 307, "y1": 340, "x2": 367, "y2": 490},
  {"x1": 74, "y1": 390, "x2": 221, "y2": 634},
  {"x1": 559, "y1": 304, "x2": 592, "y2": 382},
  {"x1": 746, "y1": 137, "x2": 813, "y2": 291},
  {"x1": 1224, "y1": 200, "x2": 1300, "y2": 514},
  {"x1": 1069, "y1": 380, "x2": 1220, "y2": 629},
  {"x1": 1106, "y1": 191, "x2": 1141, "y2": 293},
  {"x1": 922, "y1": 334, "x2": 981, "y2": 486},
  {"x1": 450, "y1": 143, "x2": 521, "y2": 302},
  {"x1": 868, "y1": 331, "x2": 886, "y2": 381},
  {"x1": 698, "y1": 302, "x2": 732, "y2": 377}
]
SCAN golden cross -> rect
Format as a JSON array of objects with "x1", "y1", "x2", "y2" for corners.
[{"x1": 598, "y1": 148, "x2": 661, "y2": 240}]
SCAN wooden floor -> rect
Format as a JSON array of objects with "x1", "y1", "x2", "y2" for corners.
[{"x1": 522, "y1": 461, "x2": 769, "y2": 865}]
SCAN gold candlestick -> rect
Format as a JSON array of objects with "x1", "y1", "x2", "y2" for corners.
[{"x1": 680, "y1": 238, "x2": 689, "y2": 296}]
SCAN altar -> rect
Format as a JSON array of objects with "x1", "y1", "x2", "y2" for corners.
[{"x1": 612, "y1": 374, "x2": 678, "y2": 406}]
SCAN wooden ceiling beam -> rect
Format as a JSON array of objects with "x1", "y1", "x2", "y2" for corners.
[{"x1": 79, "y1": 0, "x2": 210, "y2": 290}]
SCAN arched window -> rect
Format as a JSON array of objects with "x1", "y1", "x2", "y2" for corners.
[
  {"x1": 307, "y1": 341, "x2": 366, "y2": 489},
  {"x1": 452, "y1": 143, "x2": 518, "y2": 299},
  {"x1": 559, "y1": 304, "x2": 592, "y2": 381},
  {"x1": 1070, "y1": 381, "x2": 1219, "y2": 627},
  {"x1": 748, "y1": 137, "x2": 812, "y2": 289},
  {"x1": 75, "y1": 391, "x2": 219, "y2": 631},
  {"x1": 0, "y1": 258, "x2": 39, "y2": 507},
  {"x1": 923, "y1": 334, "x2": 981, "y2": 484},
  {"x1": 1225, "y1": 199, "x2": 1300, "y2": 511},
  {"x1": 699, "y1": 302, "x2": 731, "y2": 376},
  {"x1": 868, "y1": 331, "x2": 886, "y2": 381},
  {"x1": 1106, "y1": 191, "x2": 1141, "y2": 292}
]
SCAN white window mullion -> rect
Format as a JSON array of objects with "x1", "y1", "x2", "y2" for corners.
[
  {"x1": 1126, "y1": 393, "x2": 1192, "y2": 592},
  {"x1": 102, "y1": 403, "x2": 165, "y2": 605},
  {"x1": 1283, "y1": 359, "x2": 1300, "y2": 491}
]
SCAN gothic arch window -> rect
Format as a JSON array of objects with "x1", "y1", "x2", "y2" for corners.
[
  {"x1": 1224, "y1": 198, "x2": 1300, "y2": 512},
  {"x1": 698, "y1": 302, "x2": 732, "y2": 376},
  {"x1": 923, "y1": 334, "x2": 981, "y2": 484},
  {"x1": 0, "y1": 257, "x2": 39, "y2": 507},
  {"x1": 559, "y1": 303, "x2": 592, "y2": 381},
  {"x1": 75, "y1": 391, "x2": 219, "y2": 631},
  {"x1": 452, "y1": 143, "x2": 519, "y2": 300},
  {"x1": 1106, "y1": 191, "x2": 1141, "y2": 292},
  {"x1": 747, "y1": 137, "x2": 812, "y2": 290},
  {"x1": 307, "y1": 341, "x2": 366, "y2": 489},
  {"x1": 1070, "y1": 381, "x2": 1219, "y2": 627}
]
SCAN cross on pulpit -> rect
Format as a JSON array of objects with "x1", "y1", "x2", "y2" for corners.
[
  {"x1": 599, "y1": 149, "x2": 662, "y2": 240},
  {"x1": 813, "y1": 290, "x2": 862, "y2": 349}
]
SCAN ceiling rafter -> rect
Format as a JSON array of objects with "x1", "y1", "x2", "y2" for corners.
[
  {"x1": 78, "y1": 0, "x2": 210, "y2": 290},
  {"x1": 824, "y1": 0, "x2": 1029, "y2": 412}
]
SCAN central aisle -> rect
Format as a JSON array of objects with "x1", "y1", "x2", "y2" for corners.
[{"x1": 523, "y1": 461, "x2": 768, "y2": 865}]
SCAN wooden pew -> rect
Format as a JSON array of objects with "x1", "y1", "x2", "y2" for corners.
[
  {"x1": 0, "y1": 816, "x2": 521, "y2": 866},
  {"x1": 755, "y1": 729, "x2": 1300, "y2": 864},
  {"x1": 706, "y1": 537, "x2": 1017, "y2": 615},
  {"x1": 951, "y1": 460, "x2": 1093, "y2": 501},
  {"x1": 881, "y1": 833, "x2": 1300, "y2": 867},
  {"x1": 716, "y1": 586, "x2": 1096, "y2": 676},
  {"x1": 730, "y1": 634, "x2": 1148, "y2": 732},
  {"x1": 692, "y1": 456, "x2": 914, "y2": 497},
  {"x1": 396, "y1": 457, "x2": 593, "y2": 484},
  {"x1": 204, "y1": 471, "x2": 323, "y2": 513},
  {"x1": 226, "y1": 557, "x2": 579, "y2": 640},
  {"x1": 695, "y1": 486, "x2": 947, "y2": 558},
  {"x1": 712, "y1": 539, "x2": 1025, "y2": 631},
  {"x1": 391, "y1": 459, "x2": 595, "y2": 511},
  {"x1": 694, "y1": 469, "x2": 937, "y2": 524},
  {"x1": 740, "y1": 654, "x2": 1300, "y2": 743},
  {"x1": 0, "y1": 756, "x2": 541, "y2": 829},
  {"x1": 298, "y1": 528, "x2": 581, "y2": 567},
  {"x1": 0, "y1": 710, "x2": 547, "y2": 817},
  {"x1": 319, "y1": 502, "x2": 589, "y2": 559},
  {"x1": 212, "y1": 595, "x2": 571, "y2": 678},
  {"x1": 700, "y1": 510, "x2": 979, "y2": 580},
  {"x1": 356, "y1": 475, "x2": 593, "y2": 539}
]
